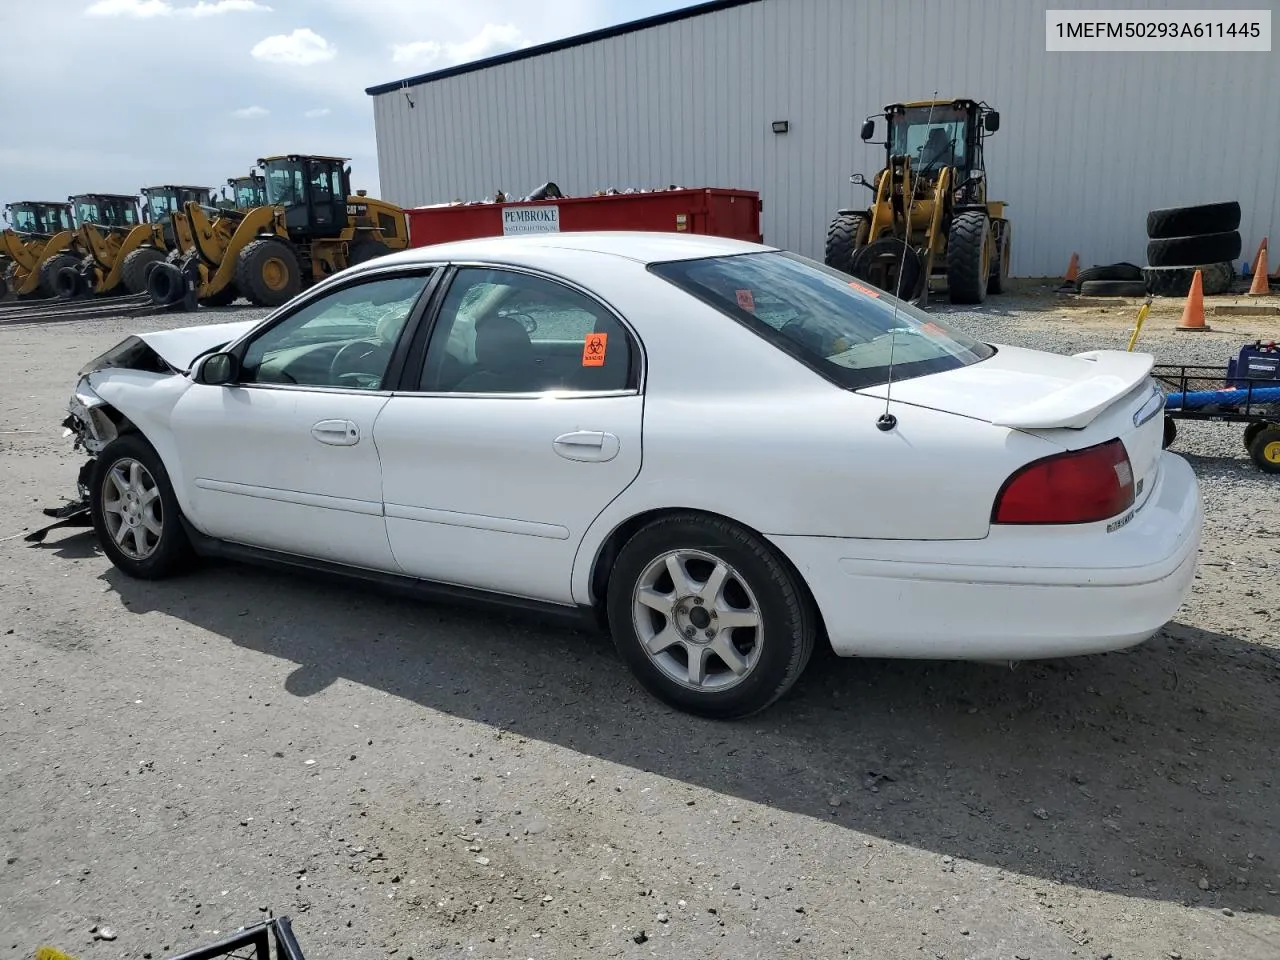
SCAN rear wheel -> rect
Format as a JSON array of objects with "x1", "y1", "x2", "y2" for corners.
[
  {"x1": 121, "y1": 247, "x2": 166, "y2": 295},
  {"x1": 606, "y1": 513, "x2": 816, "y2": 719},
  {"x1": 1247, "y1": 425, "x2": 1280, "y2": 474},
  {"x1": 1244, "y1": 421, "x2": 1270, "y2": 453},
  {"x1": 947, "y1": 211, "x2": 991, "y2": 304},
  {"x1": 824, "y1": 212, "x2": 868, "y2": 275},
  {"x1": 39, "y1": 252, "x2": 80, "y2": 298},
  {"x1": 235, "y1": 238, "x2": 301, "y2": 307},
  {"x1": 987, "y1": 218, "x2": 1011, "y2": 294}
]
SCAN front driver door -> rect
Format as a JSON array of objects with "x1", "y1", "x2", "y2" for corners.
[
  {"x1": 375, "y1": 265, "x2": 644, "y2": 603},
  {"x1": 170, "y1": 268, "x2": 437, "y2": 571}
]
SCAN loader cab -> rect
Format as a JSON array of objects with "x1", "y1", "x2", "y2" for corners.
[
  {"x1": 142, "y1": 185, "x2": 212, "y2": 247},
  {"x1": 69, "y1": 194, "x2": 141, "y2": 230},
  {"x1": 864, "y1": 99, "x2": 999, "y2": 201},
  {"x1": 258, "y1": 154, "x2": 352, "y2": 239},
  {"x1": 226, "y1": 175, "x2": 267, "y2": 210},
  {"x1": 4, "y1": 201, "x2": 73, "y2": 236}
]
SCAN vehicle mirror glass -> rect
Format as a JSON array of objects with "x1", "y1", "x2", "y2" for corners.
[
  {"x1": 198, "y1": 352, "x2": 239, "y2": 385},
  {"x1": 985, "y1": 111, "x2": 1000, "y2": 133},
  {"x1": 860, "y1": 119, "x2": 875, "y2": 141},
  {"x1": 850, "y1": 173, "x2": 865, "y2": 185}
]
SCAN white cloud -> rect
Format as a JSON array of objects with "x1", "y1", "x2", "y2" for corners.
[
  {"x1": 231, "y1": 105, "x2": 269, "y2": 119},
  {"x1": 85, "y1": 0, "x2": 270, "y2": 17},
  {"x1": 303, "y1": 107, "x2": 332, "y2": 118},
  {"x1": 391, "y1": 22, "x2": 530, "y2": 67},
  {"x1": 251, "y1": 28, "x2": 337, "y2": 66}
]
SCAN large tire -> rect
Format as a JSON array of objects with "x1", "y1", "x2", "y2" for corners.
[
  {"x1": 987, "y1": 218, "x2": 1011, "y2": 294},
  {"x1": 235, "y1": 238, "x2": 301, "y2": 307},
  {"x1": 1075, "y1": 262, "x2": 1143, "y2": 288},
  {"x1": 605, "y1": 513, "x2": 817, "y2": 719},
  {"x1": 347, "y1": 238, "x2": 392, "y2": 268},
  {"x1": 946, "y1": 210, "x2": 991, "y2": 305},
  {"x1": 1146, "y1": 201, "x2": 1241, "y2": 239},
  {"x1": 146, "y1": 261, "x2": 185, "y2": 306},
  {"x1": 54, "y1": 265, "x2": 84, "y2": 299},
  {"x1": 39, "y1": 252, "x2": 80, "y2": 298},
  {"x1": 90, "y1": 433, "x2": 195, "y2": 580},
  {"x1": 121, "y1": 247, "x2": 166, "y2": 295},
  {"x1": 824, "y1": 212, "x2": 868, "y2": 275},
  {"x1": 1147, "y1": 231, "x2": 1241, "y2": 268},
  {"x1": 1143, "y1": 262, "x2": 1234, "y2": 298},
  {"x1": 850, "y1": 236, "x2": 925, "y2": 300},
  {"x1": 1079, "y1": 279, "x2": 1148, "y2": 297}
]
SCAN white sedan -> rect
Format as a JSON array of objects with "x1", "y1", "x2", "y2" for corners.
[{"x1": 55, "y1": 232, "x2": 1202, "y2": 718}]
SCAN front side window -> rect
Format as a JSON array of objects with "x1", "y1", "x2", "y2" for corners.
[
  {"x1": 74, "y1": 200, "x2": 102, "y2": 225},
  {"x1": 263, "y1": 162, "x2": 304, "y2": 206},
  {"x1": 11, "y1": 207, "x2": 38, "y2": 232},
  {"x1": 145, "y1": 192, "x2": 175, "y2": 222},
  {"x1": 239, "y1": 273, "x2": 432, "y2": 390},
  {"x1": 419, "y1": 267, "x2": 634, "y2": 394},
  {"x1": 650, "y1": 251, "x2": 993, "y2": 390}
]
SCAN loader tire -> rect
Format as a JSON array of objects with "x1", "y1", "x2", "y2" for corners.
[
  {"x1": 1074, "y1": 262, "x2": 1143, "y2": 288},
  {"x1": 1142, "y1": 262, "x2": 1234, "y2": 298},
  {"x1": 235, "y1": 238, "x2": 301, "y2": 307},
  {"x1": 147, "y1": 261, "x2": 185, "y2": 306},
  {"x1": 1146, "y1": 201, "x2": 1241, "y2": 239},
  {"x1": 121, "y1": 247, "x2": 166, "y2": 295},
  {"x1": 54, "y1": 265, "x2": 84, "y2": 300},
  {"x1": 1079, "y1": 279, "x2": 1148, "y2": 297},
  {"x1": 824, "y1": 212, "x2": 868, "y2": 275},
  {"x1": 39, "y1": 253, "x2": 80, "y2": 298},
  {"x1": 1147, "y1": 231, "x2": 1241, "y2": 268},
  {"x1": 347, "y1": 238, "x2": 392, "y2": 267},
  {"x1": 946, "y1": 210, "x2": 991, "y2": 305}
]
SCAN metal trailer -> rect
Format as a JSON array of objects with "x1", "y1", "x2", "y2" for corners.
[{"x1": 1153, "y1": 362, "x2": 1280, "y2": 473}]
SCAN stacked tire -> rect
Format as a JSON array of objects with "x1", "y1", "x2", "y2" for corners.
[{"x1": 1143, "y1": 201, "x2": 1241, "y2": 297}]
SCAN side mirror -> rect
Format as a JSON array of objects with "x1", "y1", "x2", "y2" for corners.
[
  {"x1": 196, "y1": 352, "x2": 239, "y2": 385},
  {"x1": 850, "y1": 173, "x2": 865, "y2": 185},
  {"x1": 860, "y1": 119, "x2": 875, "y2": 141},
  {"x1": 985, "y1": 111, "x2": 1000, "y2": 133}
]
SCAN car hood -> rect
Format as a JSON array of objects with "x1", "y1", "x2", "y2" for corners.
[
  {"x1": 857, "y1": 345, "x2": 1156, "y2": 430},
  {"x1": 136, "y1": 319, "x2": 259, "y2": 372}
]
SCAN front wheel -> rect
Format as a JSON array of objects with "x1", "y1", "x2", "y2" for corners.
[
  {"x1": 91, "y1": 434, "x2": 195, "y2": 579},
  {"x1": 606, "y1": 514, "x2": 816, "y2": 719}
]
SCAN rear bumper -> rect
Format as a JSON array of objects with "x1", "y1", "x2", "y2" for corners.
[{"x1": 769, "y1": 451, "x2": 1203, "y2": 660}]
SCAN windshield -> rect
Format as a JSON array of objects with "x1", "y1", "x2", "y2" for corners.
[
  {"x1": 263, "y1": 162, "x2": 304, "y2": 206},
  {"x1": 233, "y1": 180, "x2": 265, "y2": 208},
  {"x1": 889, "y1": 105, "x2": 969, "y2": 171},
  {"x1": 145, "y1": 191, "x2": 177, "y2": 221},
  {"x1": 74, "y1": 198, "x2": 138, "y2": 227},
  {"x1": 10, "y1": 205, "x2": 65, "y2": 233},
  {"x1": 650, "y1": 251, "x2": 994, "y2": 390}
]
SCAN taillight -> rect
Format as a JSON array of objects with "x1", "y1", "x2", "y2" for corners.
[{"x1": 993, "y1": 439, "x2": 1135, "y2": 525}]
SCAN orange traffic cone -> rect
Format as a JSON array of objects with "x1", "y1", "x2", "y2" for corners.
[
  {"x1": 1175, "y1": 269, "x2": 1210, "y2": 332},
  {"x1": 1063, "y1": 252, "x2": 1079, "y2": 284},
  {"x1": 1248, "y1": 246, "x2": 1270, "y2": 296},
  {"x1": 1251, "y1": 236, "x2": 1268, "y2": 273}
]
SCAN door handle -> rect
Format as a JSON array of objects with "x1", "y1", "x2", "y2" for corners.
[
  {"x1": 312, "y1": 419, "x2": 359, "y2": 446},
  {"x1": 553, "y1": 431, "x2": 619, "y2": 462}
]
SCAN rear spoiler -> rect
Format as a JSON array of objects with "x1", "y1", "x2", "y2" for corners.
[{"x1": 991, "y1": 350, "x2": 1155, "y2": 430}]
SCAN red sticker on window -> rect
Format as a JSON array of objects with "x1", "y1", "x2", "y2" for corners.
[
  {"x1": 582, "y1": 332, "x2": 608, "y2": 367},
  {"x1": 735, "y1": 289, "x2": 755, "y2": 311},
  {"x1": 849, "y1": 280, "x2": 881, "y2": 299}
]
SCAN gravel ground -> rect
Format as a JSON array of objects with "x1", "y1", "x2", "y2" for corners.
[{"x1": 2, "y1": 288, "x2": 1280, "y2": 960}]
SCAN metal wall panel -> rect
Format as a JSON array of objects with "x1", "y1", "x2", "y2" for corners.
[{"x1": 371, "y1": 0, "x2": 1277, "y2": 276}]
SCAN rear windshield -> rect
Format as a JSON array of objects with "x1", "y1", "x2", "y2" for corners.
[{"x1": 649, "y1": 251, "x2": 994, "y2": 389}]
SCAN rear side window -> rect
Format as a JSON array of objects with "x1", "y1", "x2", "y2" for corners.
[{"x1": 650, "y1": 251, "x2": 994, "y2": 389}]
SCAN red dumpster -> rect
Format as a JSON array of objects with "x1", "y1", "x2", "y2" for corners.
[{"x1": 405, "y1": 187, "x2": 762, "y2": 248}]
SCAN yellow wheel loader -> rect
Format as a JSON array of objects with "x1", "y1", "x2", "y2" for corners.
[
  {"x1": 824, "y1": 98, "x2": 1010, "y2": 305},
  {"x1": 218, "y1": 173, "x2": 267, "y2": 211},
  {"x1": 1, "y1": 201, "x2": 77, "y2": 299},
  {"x1": 148, "y1": 154, "x2": 409, "y2": 309},
  {"x1": 69, "y1": 186, "x2": 215, "y2": 298}
]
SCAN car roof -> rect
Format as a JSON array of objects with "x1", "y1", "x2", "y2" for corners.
[{"x1": 369, "y1": 231, "x2": 777, "y2": 271}]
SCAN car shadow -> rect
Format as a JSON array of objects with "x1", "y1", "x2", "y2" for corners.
[{"x1": 99, "y1": 559, "x2": 1280, "y2": 915}]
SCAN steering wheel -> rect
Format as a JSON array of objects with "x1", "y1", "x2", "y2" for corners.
[
  {"x1": 329, "y1": 339, "x2": 390, "y2": 388},
  {"x1": 497, "y1": 311, "x2": 538, "y2": 335}
]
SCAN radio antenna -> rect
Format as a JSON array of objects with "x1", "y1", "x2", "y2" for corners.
[{"x1": 877, "y1": 91, "x2": 940, "y2": 433}]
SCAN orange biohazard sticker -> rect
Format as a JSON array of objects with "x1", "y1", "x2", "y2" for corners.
[
  {"x1": 735, "y1": 289, "x2": 755, "y2": 311},
  {"x1": 582, "y1": 332, "x2": 608, "y2": 367},
  {"x1": 849, "y1": 280, "x2": 881, "y2": 299}
]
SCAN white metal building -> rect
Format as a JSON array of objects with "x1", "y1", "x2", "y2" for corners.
[{"x1": 367, "y1": 0, "x2": 1277, "y2": 277}]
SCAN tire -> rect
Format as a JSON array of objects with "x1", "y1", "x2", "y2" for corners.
[
  {"x1": 0, "y1": 270, "x2": 7, "y2": 300},
  {"x1": 39, "y1": 253, "x2": 80, "y2": 298},
  {"x1": 90, "y1": 433, "x2": 195, "y2": 579},
  {"x1": 824, "y1": 212, "x2": 867, "y2": 275},
  {"x1": 1146, "y1": 201, "x2": 1241, "y2": 239},
  {"x1": 1079, "y1": 279, "x2": 1148, "y2": 297},
  {"x1": 1075, "y1": 262, "x2": 1143, "y2": 288},
  {"x1": 1143, "y1": 262, "x2": 1234, "y2": 297},
  {"x1": 1147, "y1": 231, "x2": 1242, "y2": 268},
  {"x1": 346, "y1": 238, "x2": 391, "y2": 268},
  {"x1": 146, "y1": 261, "x2": 185, "y2": 306},
  {"x1": 54, "y1": 265, "x2": 83, "y2": 299},
  {"x1": 1243, "y1": 422, "x2": 1268, "y2": 452},
  {"x1": 987, "y1": 218, "x2": 1010, "y2": 294},
  {"x1": 1247, "y1": 424, "x2": 1280, "y2": 475},
  {"x1": 121, "y1": 247, "x2": 166, "y2": 295},
  {"x1": 850, "y1": 236, "x2": 925, "y2": 300},
  {"x1": 946, "y1": 210, "x2": 991, "y2": 305},
  {"x1": 202, "y1": 282, "x2": 239, "y2": 307},
  {"x1": 605, "y1": 513, "x2": 817, "y2": 719},
  {"x1": 235, "y1": 237, "x2": 301, "y2": 307}
]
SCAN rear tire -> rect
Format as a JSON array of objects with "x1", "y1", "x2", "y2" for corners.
[
  {"x1": 39, "y1": 253, "x2": 80, "y2": 298},
  {"x1": 1143, "y1": 262, "x2": 1234, "y2": 297},
  {"x1": 987, "y1": 218, "x2": 1010, "y2": 294},
  {"x1": 946, "y1": 210, "x2": 991, "y2": 305},
  {"x1": 1147, "y1": 231, "x2": 1242, "y2": 268},
  {"x1": 146, "y1": 261, "x2": 185, "y2": 306},
  {"x1": 90, "y1": 434, "x2": 195, "y2": 579},
  {"x1": 1146, "y1": 201, "x2": 1241, "y2": 239},
  {"x1": 121, "y1": 247, "x2": 166, "y2": 295},
  {"x1": 1247, "y1": 424, "x2": 1280, "y2": 474},
  {"x1": 235, "y1": 237, "x2": 301, "y2": 307},
  {"x1": 606, "y1": 513, "x2": 817, "y2": 719},
  {"x1": 1243, "y1": 422, "x2": 1268, "y2": 452},
  {"x1": 54, "y1": 265, "x2": 83, "y2": 299},
  {"x1": 824, "y1": 212, "x2": 868, "y2": 275}
]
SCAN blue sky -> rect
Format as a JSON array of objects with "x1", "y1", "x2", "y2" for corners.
[{"x1": 0, "y1": 0, "x2": 693, "y2": 211}]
